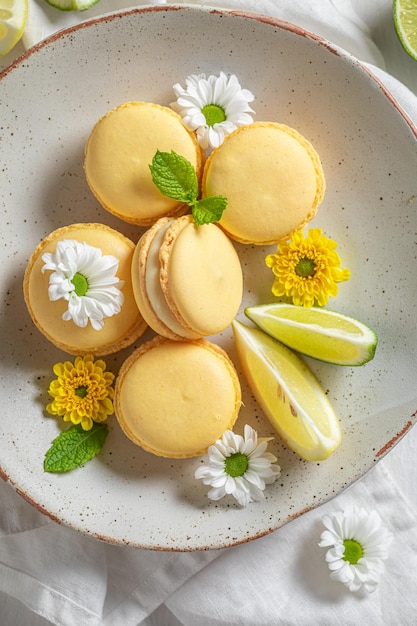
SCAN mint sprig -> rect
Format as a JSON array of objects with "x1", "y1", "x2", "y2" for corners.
[
  {"x1": 149, "y1": 150, "x2": 227, "y2": 226},
  {"x1": 44, "y1": 423, "x2": 109, "y2": 473},
  {"x1": 191, "y1": 195, "x2": 227, "y2": 225}
]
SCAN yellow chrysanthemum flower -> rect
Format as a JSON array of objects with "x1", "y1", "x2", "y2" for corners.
[
  {"x1": 265, "y1": 228, "x2": 351, "y2": 307},
  {"x1": 46, "y1": 355, "x2": 115, "y2": 431}
]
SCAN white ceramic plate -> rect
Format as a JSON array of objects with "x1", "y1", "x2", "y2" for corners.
[{"x1": 1, "y1": 5, "x2": 416, "y2": 551}]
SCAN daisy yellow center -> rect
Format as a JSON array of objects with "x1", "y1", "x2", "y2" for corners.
[
  {"x1": 343, "y1": 539, "x2": 363, "y2": 564},
  {"x1": 202, "y1": 104, "x2": 226, "y2": 126},
  {"x1": 71, "y1": 272, "x2": 89, "y2": 297},
  {"x1": 75, "y1": 385, "x2": 88, "y2": 399},
  {"x1": 225, "y1": 452, "x2": 249, "y2": 477},
  {"x1": 295, "y1": 256, "x2": 317, "y2": 278}
]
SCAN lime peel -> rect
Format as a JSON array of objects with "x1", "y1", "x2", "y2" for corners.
[
  {"x1": 232, "y1": 320, "x2": 342, "y2": 461},
  {"x1": 44, "y1": 0, "x2": 101, "y2": 11},
  {"x1": 394, "y1": 0, "x2": 417, "y2": 61},
  {"x1": 245, "y1": 303, "x2": 377, "y2": 366}
]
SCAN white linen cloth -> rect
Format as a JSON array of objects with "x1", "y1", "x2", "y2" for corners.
[{"x1": 1, "y1": 1, "x2": 417, "y2": 624}]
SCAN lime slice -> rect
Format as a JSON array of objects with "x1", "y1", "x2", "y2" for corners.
[
  {"x1": 232, "y1": 320, "x2": 342, "y2": 461},
  {"x1": 0, "y1": 0, "x2": 28, "y2": 57},
  {"x1": 394, "y1": 0, "x2": 417, "y2": 61},
  {"x1": 245, "y1": 303, "x2": 377, "y2": 366},
  {"x1": 44, "y1": 0, "x2": 101, "y2": 11}
]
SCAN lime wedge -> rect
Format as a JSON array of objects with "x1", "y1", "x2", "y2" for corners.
[
  {"x1": 0, "y1": 0, "x2": 27, "y2": 57},
  {"x1": 394, "y1": 0, "x2": 417, "y2": 61},
  {"x1": 44, "y1": 0, "x2": 101, "y2": 10},
  {"x1": 232, "y1": 320, "x2": 342, "y2": 461},
  {"x1": 245, "y1": 303, "x2": 377, "y2": 366}
]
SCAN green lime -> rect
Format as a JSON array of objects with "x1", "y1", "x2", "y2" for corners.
[
  {"x1": 245, "y1": 303, "x2": 377, "y2": 366},
  {"x1": 44, "y1": 0, "x2": 101, "y2": 11},
  {"x1": 394, "y1": 0, "x2": 417, "y2": 61}
]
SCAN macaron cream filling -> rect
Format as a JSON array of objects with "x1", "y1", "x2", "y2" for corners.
[{"x1": 145, "y1": 219, "x2": 196, "y2": 338}]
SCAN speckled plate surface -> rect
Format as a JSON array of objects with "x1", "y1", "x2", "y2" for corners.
[{"x1": 1, "y1": 5, "x2": 416, "y2": 551}]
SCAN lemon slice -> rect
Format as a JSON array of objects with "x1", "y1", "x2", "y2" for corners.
[
  {"x1": 245, "y1": 303, "x2": 377, "y2": 366},
  {"x1": 232, "y1": 320, "x2": 342, "y2": 461},
  {"x1": 44, "y1": 0, "x2": 101, "y2": 10},
  {"x1": 394, "y1": 0, "x2": 417, "y2": 61},
  {"x1": 0, "y1": 0, "x2": 28, "y2": 57}
]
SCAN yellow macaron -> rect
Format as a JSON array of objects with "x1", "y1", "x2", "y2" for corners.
[
  {"x1": 84, "y1": 102, "x2": 204, "y2": 226},
  {"x1": 23, "y1": 223, "x2": 147, "y2": 355},
  {"x1": 131, "y1": 215, "x2": 243, "y2": 340},
  {"x1": 114, "y1": 336, "x2": 242, "y2": 458},
  {"x1": 202, "y1": 121, "x2": 325, "y2": 245}
]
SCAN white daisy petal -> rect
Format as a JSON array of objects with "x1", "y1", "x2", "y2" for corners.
[
  {"x1": 222, "y1": 430, "x2": 243, "y2": 450},
  {"x1": 194, "y1": 424, "x2": 280, "y2": 506},
  {"x1": 236, "y1": 112, "x2": 255, "y2": 126},
  {"x1": 195, "y1": 127, "x2": 210, "y2": 150},
  {"x1": 248, "y1": 440, "x2": 268, "y2": 458},
  {"x1": 224, "y1": 474, "x2": 237, "y2": 495},
  {"x1": 207, "y1": 445, "x2": 228, "y2": 462},
  {"x1": 207, "y1": 486, "x2": 227, "y2": 501},
  {"x1": 243, "y1": 424, "x2": 257, "y2": 443},
  {"x1": 243, "y1": 469, "x2": 265, "y2": 489},
  {"x1": 319, "y1": 507, "x2": 391, "y2": 593},
  {"x1": 325, "y1": 546, "x2": 345, "y2": 563},
  {"x1": 262, "y1": 452, "x2": 280, "y2": 466},
  {"x1": 210, "y1": 474, "x2": 230, "y2": 489},
  {"x1": 172, "y1": 72, "x2": 255, "y2": 150},
  {"x1": 234, "y1": 491, "x2": 251, "y2": 508},
  {"x1": 264, "y1": 472, "x2": 280, "y2": 485},
  {"x1": 240, "y1": 87, "x2": 255, "y2": 102},
  {"x1": 248, "y1": 457, "x2": 272, "y2": 472},
  {"x1": 232, "y1": 476, "x2": 252, "y2": 506},
  {"x1": 206, "y1": 126, "x2": 223, "y2": 149},
  {"x1": 41, "y1": 239, "x2": 124, "y2": 330}
]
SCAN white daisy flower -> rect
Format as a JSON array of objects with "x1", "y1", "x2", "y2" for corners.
[
  {"x1": 195, "y1": 424, "x2": 280, "y2": 507},
  {"x1": 41, "y1": 239, "x2": 124, "y2": 331},
  {"x1": 171, "y1": 72, "x2": 255, "y2": 150},
  {"x1": 319, "y1": 506, "x2": 392, "y2": 593}
]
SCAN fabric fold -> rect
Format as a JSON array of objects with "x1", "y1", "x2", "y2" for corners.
[
  {"x1": 0, "y1": 481, "x2": 220, "y2": 626},
  {"x1": 161, "y1": 458, "x2": 417, "y2": 626}
]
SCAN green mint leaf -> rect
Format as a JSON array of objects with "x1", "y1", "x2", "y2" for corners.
[
  {"x1": 149, "y1": 150, "x2": 228, "y2": 226},
  {"x1": 44, "y1": 423, "x2": 109, "y2": 473},
  {"x1": 149, "y1": 150, "x2": 198, "y2": 204},
  {"x1": 192, "y1": 196, "x2": 228, "y2": 225}
]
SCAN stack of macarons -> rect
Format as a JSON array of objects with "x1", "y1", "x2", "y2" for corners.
[{"x1": 131, "y1": 214, "x2": 243, "y2": 340}]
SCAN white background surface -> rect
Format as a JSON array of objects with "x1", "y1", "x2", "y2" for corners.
[{"x1": 1, "y1": 1, "x2": 417, "y2": 625}]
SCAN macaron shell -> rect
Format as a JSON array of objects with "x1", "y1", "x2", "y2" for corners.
[
  {"x1": 131, "y1": 218, "x2": 181, "y2": 340},
  {"x1": 131, "y1": 218, "x2": 200, "y2": 340},
  {"x1": 202, "y1": 121, "x2": 325, "y2": 245},
  {"x1": 84, "y1": 102, "x2": 204, "y2": 226},
  {"x1": 160, "y1": 217, "x2": 243, "y2": 336},
  {"x1": 114, "y1": 337, "x2": 242, "y2": 458},
  {"x1": 23, "y1": 223, "x2": 147, "y2": 355}
]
